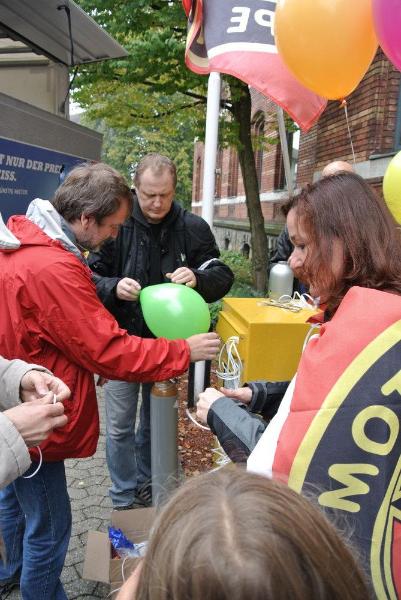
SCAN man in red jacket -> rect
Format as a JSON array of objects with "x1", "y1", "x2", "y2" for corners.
[{"x1": 0, "y1": 162, "x2": 219, "y2": 600}]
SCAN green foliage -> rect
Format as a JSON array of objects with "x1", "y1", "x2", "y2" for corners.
[
  {"x1": 73, "y1": 1, "x2": 247, "y2": 155},
  {"x1": 228, "y1": 281, "x2": 265, "y2": 298},
  {"x1": 80, "y1": 114, "x2": 194, "y2": 207},
  {"x1": 220, "y1": 250, "x2": 253, "y2": 286},
  {"x1": 72, "y1": 0, "x2": 279, "y2": 292},
  {"x1": 221, "y1": 250, "x2": 265, "y2": 299},
  {"x1": 73, "y1": 0, "x2": 208, "y2": 209},
  {"x1": 73, "y1": 0, "x2": 207, "y2": 119}
]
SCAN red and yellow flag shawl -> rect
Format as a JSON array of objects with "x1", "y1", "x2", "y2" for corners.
[{"x1": 250, "y1": 287, "x2": 401, "y2": 599}]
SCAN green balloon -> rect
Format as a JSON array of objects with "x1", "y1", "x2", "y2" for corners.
[{"x1": 139, "y1": 283, "x2": 211, "y2": 340}]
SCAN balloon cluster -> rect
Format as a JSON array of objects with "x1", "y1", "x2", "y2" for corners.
[
  {"x1": 372, "y1": 0, "x2": 401, "y2": 73},
  {"x1": 275, "y1": 0, "x2": 378, "y2": 101},
  {"x1": 274, "y1": 0, "x2": 401, "y2": 101},
  {"x1": 274, "y1": 1, "x2": 401, "y2": 223},
  {"x1": 139, "y1": 283, "x2": 211, "y2": 340}
]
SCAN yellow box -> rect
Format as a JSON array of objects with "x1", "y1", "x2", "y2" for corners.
[{"x1": 216, "y1": 298, "x2": 320, "y2": 383}]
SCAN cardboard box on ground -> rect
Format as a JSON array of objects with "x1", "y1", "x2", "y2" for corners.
[{"x1": 83, "y1": 506, "x2": 155, "y2": 591}]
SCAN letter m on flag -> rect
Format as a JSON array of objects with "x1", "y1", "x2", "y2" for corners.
[{"x1": 182, "y1": 0, "x2": 326, "y2": 131}]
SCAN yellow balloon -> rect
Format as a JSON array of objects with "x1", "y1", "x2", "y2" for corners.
[
  {"x1": 383, "y1": 151, "x2": 401, "y2": 224},
  {"x1": 275, "y1": 0, "x2": 378, "y2": 100}
]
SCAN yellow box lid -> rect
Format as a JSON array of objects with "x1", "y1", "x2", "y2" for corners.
[{"x1": 221, "y1": 297, "x2": 320, "y2": 327}]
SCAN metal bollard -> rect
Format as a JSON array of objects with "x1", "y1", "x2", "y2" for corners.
[{"x1": 150, "y1": 379, "x2": 178, "y2": 506}]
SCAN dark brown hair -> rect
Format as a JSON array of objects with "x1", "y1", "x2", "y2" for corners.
[
  {"x1": 133, "y1": 153, "x2": 177, "y2": 189},
  {"x1": 284, "y1": 172, "x2": 401, "y2": 312},
  {"x1": 52, "y1": 162, "x2": 132, "y2": 224},
  {"x1": 135, "y1": 469, "x2": 368, "y2": 600}
]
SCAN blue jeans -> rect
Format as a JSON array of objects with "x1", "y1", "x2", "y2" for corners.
[
  {"x1": 0, "y1": 460, "x2": 71, "y2": 599},
  {"x1": 105, "y1": 380, "x2": 151, "y2": 507}
]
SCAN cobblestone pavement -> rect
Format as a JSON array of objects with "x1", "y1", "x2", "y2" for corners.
[{"x1": 6, "y1": 388, "x2": 113, "y2": 599}]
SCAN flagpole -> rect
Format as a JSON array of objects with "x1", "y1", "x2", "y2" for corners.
[
  {"x1": 194, "y1": 71, "x2": 221, "y2": 401},
  {"x1": 201, "y1": 71, "x2": 221, "y2": 225},
  {"x1": 276, "y1": 106, "x2": 294, "y2": 197}
]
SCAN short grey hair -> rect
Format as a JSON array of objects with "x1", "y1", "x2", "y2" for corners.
[{"x1": 133, "y1": 153, "x2": 177, "y2": 189}]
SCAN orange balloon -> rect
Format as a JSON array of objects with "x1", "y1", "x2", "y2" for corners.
[{"x1": 275, "y1": 0, "x2": 378, "y2": 100}]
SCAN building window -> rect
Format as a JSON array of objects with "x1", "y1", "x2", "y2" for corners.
[
  {"x1": 274, "y1": 128, "x2": 299, "y2": 190},
  {"x1": 252, "y1": 111, "x2": 265, "y2": 190},
  {"x1": 227, "y1": 148, "x2": 239, "y2": 197},
  {"x1": 290, "y1": 129, "x2": 300, "y2": 184},
  {"x1": 195, "y1": 156, "x2": 202, "y2": 201},
  {"x1": 215, "y1": 149, "x2": 222, "y2": 199},
  {"x1": 241, "y1": 242, "x2": 250, "y2": 259}
]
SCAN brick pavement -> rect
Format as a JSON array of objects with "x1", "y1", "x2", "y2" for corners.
[{"x1": 6, "y1": 387, "x2": 113, "y2": 600}]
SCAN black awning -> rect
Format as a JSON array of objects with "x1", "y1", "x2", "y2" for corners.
[{"x1": 0, "y1": 0, "x2": 127, "y2": 66}]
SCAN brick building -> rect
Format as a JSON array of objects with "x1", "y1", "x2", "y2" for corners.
[{"x1": 191, "y1": 50, "x2": 401, "y2": 257}]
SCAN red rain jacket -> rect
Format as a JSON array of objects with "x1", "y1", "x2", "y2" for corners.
[{"x1": 0, "y1": 216, "x2": 190, "y2": 461}]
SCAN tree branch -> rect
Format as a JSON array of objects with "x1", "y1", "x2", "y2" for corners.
[
  {"x1": 129, "y1": 99, "x2": 205, "y2": 119},
  {"x1": 140, "y1": 80, "x2": 207, "y2": 102}
]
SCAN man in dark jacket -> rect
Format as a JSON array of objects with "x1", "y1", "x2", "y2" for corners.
[{"x1": 89, "y1": 153, "x2": 234, "y2": 509}]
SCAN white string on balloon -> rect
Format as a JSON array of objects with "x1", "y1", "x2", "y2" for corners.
[{"x1": 341, "y1": 99, "x2": 356, "y2": 166}]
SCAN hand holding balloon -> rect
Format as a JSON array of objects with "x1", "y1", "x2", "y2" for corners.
[
  {"x1": 139, "y1": 283, "x2": 211, "y2": 340},
  {"x1": 187, "y1": 333, "x2": 220, "y2": 362},
  {"x1": 116, "y1": 277, "x2": 141, "y2": 301},
  {"x1": 166, "y1": 267, "x2": 197, "y2": 288}
]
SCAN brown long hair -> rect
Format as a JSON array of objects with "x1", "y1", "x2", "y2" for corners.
[
  {"x1": 135, "y1": 469, "x2": 369, "y2": 600},
  {"x1": 285, "y1": 172, "x2": 401, "y2": 312}
]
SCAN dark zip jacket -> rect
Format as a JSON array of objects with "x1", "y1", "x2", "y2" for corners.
[{"x1": 89, "y1": 199, "x2": 234, "y2": 336}]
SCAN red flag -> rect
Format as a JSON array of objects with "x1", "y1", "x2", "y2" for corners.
[
  {"x1": 183, "y1": 0, "x2": 326, "y2": 131},
  {"x1": 182, "y1": 0, "x2": 191, "y2": 17}
]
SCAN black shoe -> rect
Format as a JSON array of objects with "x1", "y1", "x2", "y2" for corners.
[
  {"x1": 113, "y1": 497, "x2": 148, "y2": 511},
  {"x1": 135, "y1": 482, "x2": 152, "y2": 507}
]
